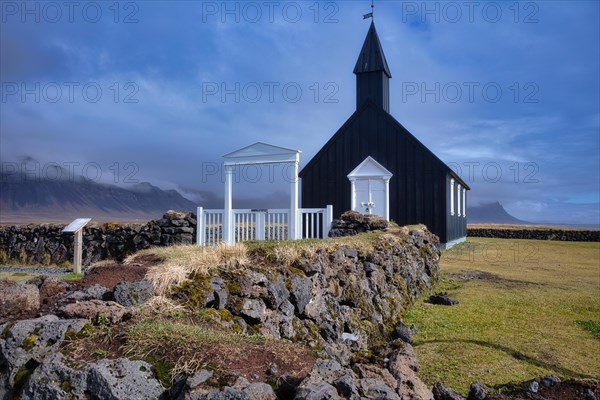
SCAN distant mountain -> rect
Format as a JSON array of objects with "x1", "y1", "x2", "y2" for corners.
[
  {"x1": 0, "y1": 175, "x2": 198, "y2": 224},
  {"x1": 467, "y1": 202, "x2": 530, "y2": 225},
  {"x1": 0, "y1": 174, "x2": 534, "y2": 227}
]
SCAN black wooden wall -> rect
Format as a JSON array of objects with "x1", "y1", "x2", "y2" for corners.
[
  {"x1": 300, "y1": 100, "x2": 467, "y2": 243},
  {"x1": 356, "y1": 71, "x2": 390, "y2": 112}
]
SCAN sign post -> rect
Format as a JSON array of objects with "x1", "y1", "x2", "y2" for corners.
[{"x1": 62, "y1": 218, "x2": 92, "y2": 274}]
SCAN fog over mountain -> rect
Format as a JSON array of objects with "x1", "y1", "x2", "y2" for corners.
[
  {"x1": 0, "y1": 172, "x2": 292, "y2": 224},
  {"x1": 0, "y1": 160, "x2": 589, "y2": 227},
  {"x1": 0, "y1": 173, "x2": 198, "y2": 224}
]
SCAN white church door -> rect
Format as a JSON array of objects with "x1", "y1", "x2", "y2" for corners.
[
  {"x1": 354, "y1": 179, "x2": 386, "y2": 217},
  {"x1": 347, "y1": 156, "x2": 393, "y2": 220}
]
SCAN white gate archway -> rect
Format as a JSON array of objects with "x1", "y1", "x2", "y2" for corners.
[{"x1": 222, "y1": 142, "x2": 301, "y2": 243}]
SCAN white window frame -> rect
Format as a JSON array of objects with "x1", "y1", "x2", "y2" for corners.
[
  {"x1": 450, "y1": 178, "x2": 455, "y2": 216},
  {"x1": 462, "y1": 188, "x2": 467, "y2": 217},
  {"x1": 457, "y1": 184, "x2": 462, "y2": 217}
]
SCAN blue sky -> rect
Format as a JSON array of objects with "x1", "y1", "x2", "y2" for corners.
[{"x1": 1, "y1": 0, "x2": 599, "y2": 225}]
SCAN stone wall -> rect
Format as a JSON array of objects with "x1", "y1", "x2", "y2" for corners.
[
  {"x1": 467, "y1": 227, "x2": 599, "y2": 242},
  {"x1": 0, "y1": 227, "x2": 442, "y2": 399},
  {"x1": 175, "y1": 228, "x2": 440, "y2": 356},
  {"x1": 0, "y1": 211, "x2": 196, "y2": 266},
  {"x1": 329, "y1": 210, "x2": 389, "y2": 237}
]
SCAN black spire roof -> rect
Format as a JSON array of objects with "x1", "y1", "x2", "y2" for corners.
[{"x1": 353, "y1": 21, "x2": 392, "y2": 78}]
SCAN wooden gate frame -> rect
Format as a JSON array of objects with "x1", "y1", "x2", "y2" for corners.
[{"x1": 221, "y1": 142, "x2": 301, "y2": 244}]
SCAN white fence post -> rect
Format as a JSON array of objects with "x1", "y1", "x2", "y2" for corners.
[
  {"x1": 196, "y1": 207, "x2": 204, "y2": 246},
  {"x1": 257, "y1": 212, "x2": 266, "y2": 241},
  {"x1": 289, "y1": 159, "x2": 299, "y2": 240},
  {"x1": 223, "y1": 166, "x2": 233, "y2": 244},
  {"x1": 324, "y1": 205, "x2": 333, "y2": 239}
]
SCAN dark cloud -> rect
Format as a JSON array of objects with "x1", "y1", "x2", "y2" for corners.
[
  {"x1": 0, "y1": 1, "x2": 598, "y2": 225},
  {"x1": 0, "y1": 27, "x2": 72, "y2": 81}
]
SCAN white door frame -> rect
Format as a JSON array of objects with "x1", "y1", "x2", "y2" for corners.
[{"x1": 347, "y1": 156, "x2": 393, "y2": 220}]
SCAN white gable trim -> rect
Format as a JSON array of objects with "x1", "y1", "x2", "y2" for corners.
[
  {"x1": 347, "y1": 156, "x2": 393, "y2": 180},
  {"x1": 224, "y1": 142, "x2": 301, "y2": 166}
]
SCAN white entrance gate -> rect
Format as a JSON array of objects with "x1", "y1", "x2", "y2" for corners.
[
  {"x1": 196, "y1": 142, "x2": 333, "y2": 245},
  {"x1": 347, "y1": 156, "x2": 393, "y2": 220},
  {"x1": 222, "y1": 142, "x2": 300, "y2": 244},
  {"x1": 196, "y1": 206, "x2": 332, "y2": 246}
]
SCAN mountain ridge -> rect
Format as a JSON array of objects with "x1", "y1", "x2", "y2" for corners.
[
  {"x1": 2, "y1": 176, "x2": 532, "y2": 226},
  {"x1": 466, "y1": 201, "x2": 530, "y2": 225},
  {"x1": 0, "y1": 176, "x2": 198, "y2": 224}
]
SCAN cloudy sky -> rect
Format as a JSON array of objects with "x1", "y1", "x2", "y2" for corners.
[{"x1": 1, "y1": 0, "x2": 599, "y2": 225}]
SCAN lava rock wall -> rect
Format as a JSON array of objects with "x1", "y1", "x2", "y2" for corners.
[
  {"x1": 467, "y1": 228, "x2": 599, "y2": 241},
  {"x1": 0, "y1": 211, "x2": 196, "y2": 266}
]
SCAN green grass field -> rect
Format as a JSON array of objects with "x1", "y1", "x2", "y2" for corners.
[
  {"x1": 0, "y1": 271, "x2": 38, "y2": 282},
  {"x1": 405, "y1": 238, "x2": 600, "y2": 395}
]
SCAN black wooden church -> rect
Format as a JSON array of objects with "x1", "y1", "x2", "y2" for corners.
[{"x1": 300, "y1": 21, "x2": 470, "y2": 247}]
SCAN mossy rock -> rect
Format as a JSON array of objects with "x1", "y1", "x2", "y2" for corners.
[
  {"x1": 294, "y1": 319, "x2": 323, "y2": 345},
  {"x1": 246, "y1": 324, "x2": 261, "y2": 336},
  {"x1": 351, "y1": 349, "x2": 374, "y2": 364},
  {"x1": 225, "y1": 279, "x2": 240, "y2": 296},
  {"x1": 13, "y1": 364, "x2": 35, "y2": 388},
  {"x1": 176, "y1": 275, "x2": 213, "y2": 308},
  {"x1": 102, "y1": 222, "x2": 124, "y2": 229},
  {"x1": 197, "y1": 308, "x2": 234, "y2": 323},
  {"x1": 1, "y1": 322, "x2": 15, "y2": 339},
  {"x1": 0, "y1": 249, "x2": 8, "y2": 264},
  {"x1": 42, "y1": 253, "x2": 52, "y2": 265},
  {"x1": 342, "y1": 281, "x2": 373, "y2": 315},
  {"x1": 146, "y1": 356, "x2": 174, "y2": 388},
  {"x1": 230, "y1": 322, "x2": 244, "y2": 334},
  {"x1": 60, "y1": 380, "x2": 71, "y2": 392},
  {"x1": 18, "y1": 249, "x2": 27, "y2": 264},
  {"x1": 227, "y1": 296, "x2": 245, "y2": 316},
  {"x1": 390, "y1": 338, "x2": 406, "y2": 348},
  {"x1": 287, "y1": 266, "x2": 306, "y2": 277},
  {"x1": 22, "y1": 334, "x2": 37, "y2": 351},
  {"x1": 65, "y1": 323, "x2": 94, "y2": 341}
]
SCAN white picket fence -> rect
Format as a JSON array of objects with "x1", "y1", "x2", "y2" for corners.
[{"x1": 196, "y1": 206, "x2": 333, "y2": 246}]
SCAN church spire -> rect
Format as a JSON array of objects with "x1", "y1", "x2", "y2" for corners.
[
  {"x1": 353, "y1": 21, "x2": 391, "y2": 78},
  {"x1": 353, "y1": 21, "x2": 392, "y2": 112}
]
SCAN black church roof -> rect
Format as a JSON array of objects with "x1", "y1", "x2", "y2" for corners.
[
  {"x1": 299, "y1": 99, "x2": 470, "y2": 190},
  {"x1": 353, "y1": 21, "x2": 392, "y2": 78}
]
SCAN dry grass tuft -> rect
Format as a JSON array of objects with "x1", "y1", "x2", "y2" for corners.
[
  {"x1": 141, "y1": 243, "x2": 249, "y2": 295},
  {"x1": 147, "y1": 263, "x2": 190, "y2": 296},
  {"x1": 331, "y1": 231, "x2": 382, "y2": 254},
  {"x1": 272, "y1": 245, "x2": 300, "y2": 267},
  {"x1": 140, "y1": 222, "x2": 411, "y2": 295},
  {"x1": 123, "y1": 318, "x2": 265, "y2": 379},
  {"x1": 244, "y1": 230, "x2": 388, "y2": 268},
  {"x1": 138, "y1": 296, "x2": 187, "y2": 318}
]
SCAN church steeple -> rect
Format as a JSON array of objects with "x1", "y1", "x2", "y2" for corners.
[{"x1": 354, "y1": 21, "x2": 391, "y2": 112}]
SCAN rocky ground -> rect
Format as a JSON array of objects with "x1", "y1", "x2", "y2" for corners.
[{"x1": 1, "y1": 224, "x2": 598, "y2": 400}]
